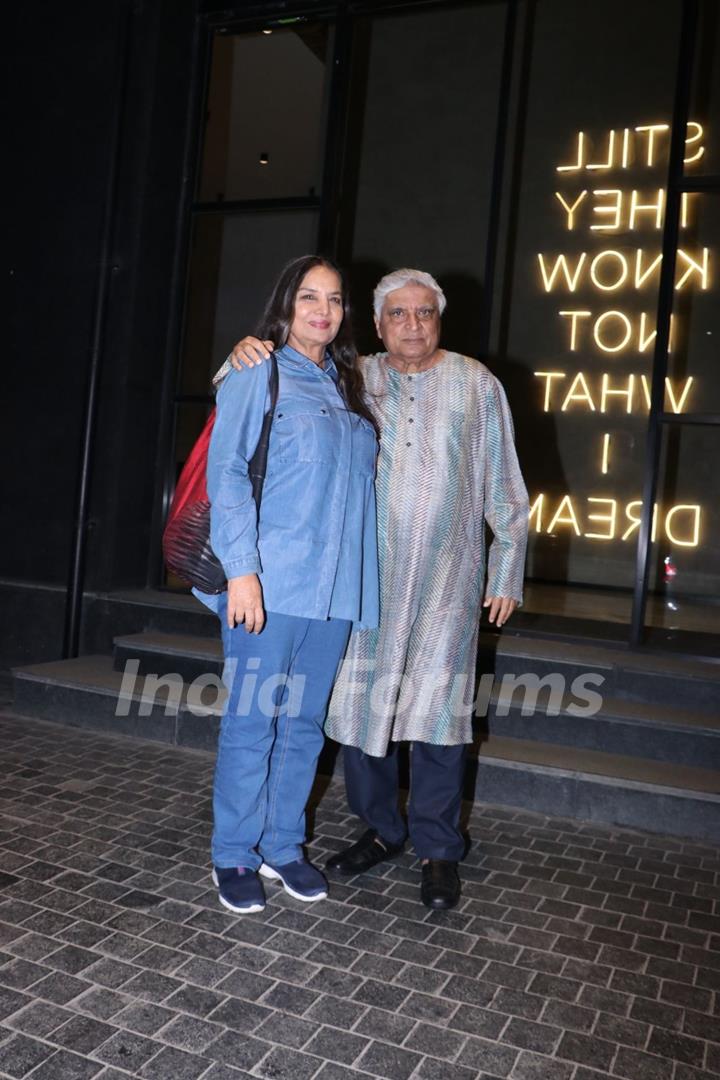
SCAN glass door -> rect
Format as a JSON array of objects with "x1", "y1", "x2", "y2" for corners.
[{"x1": 163, "y1": 16, "x2": 335, "y2": 587}]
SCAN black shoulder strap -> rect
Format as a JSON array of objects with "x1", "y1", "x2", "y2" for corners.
[
  {"x1": 248, "y1": 354, "x2": 279, "y2": 510},
  {"x1": 268, "y1": 351, "x2": 279, "y2": 411}
]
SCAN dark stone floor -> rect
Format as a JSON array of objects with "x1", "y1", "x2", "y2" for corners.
[{"x1": 0, "y1": 712, "x2": 718, "y2": 1080}]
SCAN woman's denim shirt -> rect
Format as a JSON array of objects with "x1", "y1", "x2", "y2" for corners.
[{"x1": 194, "y1": 344, "x2": 379, "y2": 629}]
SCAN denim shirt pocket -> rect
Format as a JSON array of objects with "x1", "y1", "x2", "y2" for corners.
[
  {"x1": 271, "y1": 401, "x2": 335, "y2": 464},
  {"x1": 352, "y1": 416, "x2": 379, "y2": 476}
]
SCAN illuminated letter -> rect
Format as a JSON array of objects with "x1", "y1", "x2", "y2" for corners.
[
  {"x1": 621, "y1": 127, "x2": 631, "y2": 168},
  {"x1": 587, "y1": 130, "x2": 617, "y2": 170},
  {"x1": 638, "y1": 313, "x2": 675, "y2": 354},
  {"x1": 534, "y1": 372, "x2": 566, "y2": 411},
  {"x1": 601, "y1": 433, "x2": 610, "y2": 475},
  {"x1": 629, "y1": 189, "x2": 664, "y2": 230},
  {"x1": 681, "y1": 192, "x2": 693, "y2": 228},
  {"x1": 638, "y1": 374, "x2": 689, "y2": 411},
  {"x1": 684, "y1": 121, "x2": 704, "y2": 165},
  {"x1": 537, "y1": 252, "x2": 587, "y2": 291},
  {"x1": 622, "y1": 501, "x2": 658, "y2": 542},
  {"x1": 547, "y1": 496, "x2": 581, "y2": 536},
  {"x1": 676, "y1": 248, "x2": 710, "y2": 290},
  {"x1": 638, "y1": 313, "x2": 656, "y2": 354},
  {"x1": 601, "y1": 373, "x2": 635, "y2": 413},
  {"x1": 639, "y1": 374, "x2": 652, "y2": 410},
  {"x1": 593, "y1": 311, "x2": 633, "y2": 353},
  {"x1": 634, "y1": 250, "x2": 662, "y2": 289},
  {"x1": 558, "y1": 311, "x2": 591, "y2": 351},
  {"x1": 557, "y1": 131, "x2": 585, "y2": 172},
  {"x1": 665, "y1": 504, "x2": 700, "y2": 547},
  {"x1": 665, "y1": 376, "x2": 694, "y2": 414},
  {"x1": 590, "y1": 251, "x2": 629, "y2": 291},
  {"x1": 529, "y1": 493, "x2": 544, "y2": 531},
  {"x1": 561, "y1": 372, "x2": 596, "y2": 411},
  {"x1": 622, "y1": 501, "x2": 641, "y2": 540},
  {"x1": 634, "y1": 124, "x2": 669, "y2": 166},
  {"x1": 591, "y1": 190, "x2": 623, "y2": 231},
  {"x1": 586, "y1": 498, "x2": 617, "y2": 540},
  {"x1": 555, "y1": 190, "x2": 588, "y2": 230}
]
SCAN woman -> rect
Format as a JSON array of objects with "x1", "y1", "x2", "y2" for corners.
[{"x1": 196, "y1": 255, "x2": 379, "y2": 914}]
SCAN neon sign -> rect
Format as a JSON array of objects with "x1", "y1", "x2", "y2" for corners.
[{"x1": 532, "y1": 122, "x2": 708, "y2": 547}]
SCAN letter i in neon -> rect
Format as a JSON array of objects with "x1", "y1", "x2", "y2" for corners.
[{"x1": 601, "y1": 433, "x2": 611, "y2": 475}]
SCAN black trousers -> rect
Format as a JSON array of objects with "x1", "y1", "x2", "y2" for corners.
[{"x1": 343, "y1": 742, "x2": 467, "y2": 861}]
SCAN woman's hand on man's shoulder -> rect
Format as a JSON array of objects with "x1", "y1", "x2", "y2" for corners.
[{"x1": 231, "y1": 337, "x2": 275, "y2": 372}]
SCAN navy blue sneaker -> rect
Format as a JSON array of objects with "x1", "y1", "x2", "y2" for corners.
[
  {"x1": 259, "y1": 859, "x2": 328, "y2": 902},
  {"x1": 212, "y1": 866, "x2": 265, "y2": 913}
]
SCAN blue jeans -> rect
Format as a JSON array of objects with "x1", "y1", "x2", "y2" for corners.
[{"x1": 212, "y1": 605, "x2": 351, "y2": 869}]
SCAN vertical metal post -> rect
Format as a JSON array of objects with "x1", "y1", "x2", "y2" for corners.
[
  {"x1": 477, "y1": 0, "x2": 518, "y2": 359},
  {"x1": 146, "y1": 15, "x2": 211, "y2": 588},
  {"x1": 629, "y1": 0, "x2": 699, "y2": 646},
  {"x1": 318, "y1": 2, "x2": 354, "y2": 257},
  {"x1": 63, "y1": 3, "x2": 132, "y2": 658}
]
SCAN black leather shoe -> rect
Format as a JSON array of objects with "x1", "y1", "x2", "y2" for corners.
[
  {"x1": 421, "y1": 860, "x2": 461, "y2": 909},
  {"x1": 325, "y1": 828, "x2": 405, "y2": 875}
]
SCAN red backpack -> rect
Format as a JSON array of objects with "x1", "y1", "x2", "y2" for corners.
[{"x1": 162, "y1": 357, "x2": 279, "y2": 594}]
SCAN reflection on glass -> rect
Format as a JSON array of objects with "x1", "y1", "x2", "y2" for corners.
[
  {"x1": 179, "y1": 211, "x2": 319, "y2": 398},
  {"x1": 198, "y1": 24, "x2": 333, "y2": 202},
  {"x1": 689, "y1": 1, "x2": 720, "y2": 176},
  {"x1": 666, "y1": 192, "x2": 720, "y2": 413},
  {"x1": 505, "y1": 0, "x2": 682, "y2": 611},
  {"x1": 347, "y1": 2, "x2": 504, "y2": 351},
  {"x1": 644, "y1": 423, "x2": 720, "y2": 647}
]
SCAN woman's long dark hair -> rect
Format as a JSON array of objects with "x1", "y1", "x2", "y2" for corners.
[{"x1": 256, "y1": 255, "x2": 377, "y2": 433}]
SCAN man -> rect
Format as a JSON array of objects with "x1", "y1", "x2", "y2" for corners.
[{"x1": 224, "y1": 268, "x2": 528, "y2": 909}]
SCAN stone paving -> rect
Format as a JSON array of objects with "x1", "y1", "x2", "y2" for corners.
[{"x1": 0, "y1": 712, "x2": 718, "y2": 1080}]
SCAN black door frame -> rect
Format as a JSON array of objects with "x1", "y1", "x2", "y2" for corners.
[
  {"x1": 142, "y1": 0, "x2": 720, "y2": 657},
  {"x1": 146, "y1": 0, "x2": 517, "y2": 590}
]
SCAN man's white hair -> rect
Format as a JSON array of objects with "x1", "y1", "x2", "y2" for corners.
[{"x1": 373, "y1": 268, "x2": 447, "y2": 320}]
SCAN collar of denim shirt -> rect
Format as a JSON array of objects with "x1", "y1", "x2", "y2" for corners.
[{"x1": 276, "y1": 342, "x2": 339, "y2": 383}]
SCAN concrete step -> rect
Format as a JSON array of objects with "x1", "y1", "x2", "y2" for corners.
[
  {"x1": 11, "y1": 654, "x2": 720, "y2": 841},
  {"x1": 11, "y1": 654, "x2": 342, "y2": 775},
  {"x1": 480, "y1": 632, "x2": 720, "y2": 714},
  {"x1": 484, "y1": 684, "x2": 720, "y2": 770},
  {"x1": 12, "y1": 654, "x2": 222, "y2": 751},
  {"x1": 81, "y1": 589, "x2": 217, "y2": 656},
  {"x1": 111, "y1": 631, "x2": 720, "y2": 767},
  {"x1": 113, "y1": 631, "x2": 223, "y2": 682},
  {"x1": 116, "y1": 628, "x2": 720, "y2": 714},
  {"x1": 471, "y1": 742, "x2": 720, "y2": 843}
]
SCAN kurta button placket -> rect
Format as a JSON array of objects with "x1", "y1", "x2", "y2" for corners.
[{"x1": 406, "y1": 375, "x2": 414, "y2": 446}]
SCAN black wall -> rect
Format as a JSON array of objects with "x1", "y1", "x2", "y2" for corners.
[
  {"x1": 6, "y1": 3, "x2": 196, "y2": 580},
  {"x1": 5, "y1": 0, "x2": 718, "y2": 669},
  {"x1": 4, "y1": 0, "x2": 197, "y2": 664}
]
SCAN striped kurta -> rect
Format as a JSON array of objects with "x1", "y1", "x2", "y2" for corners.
[{"x1": 325, "y1": 351, "x2": 529, "y2": 756}]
